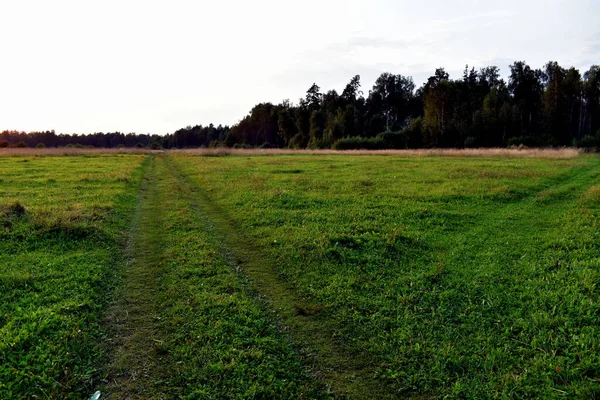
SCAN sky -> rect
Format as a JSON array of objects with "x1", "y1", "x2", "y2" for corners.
[{"x1": 1, "y1": 0, "x2": 599, "y2": 135}]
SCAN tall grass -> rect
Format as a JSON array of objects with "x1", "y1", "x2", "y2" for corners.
[
  {"x1": 0, "y1": 147, "x2": 581, "y2": 158},
  {"x1": 171, "y1": 147, "x2": 581, "y2": 158},
  {"x1": 0, "y1": 148, "x2": 155, "y2": 156}
]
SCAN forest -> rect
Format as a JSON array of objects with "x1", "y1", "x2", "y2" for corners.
[{"x1": 2, "y1": 61, "x2": 600, "y2": 150}]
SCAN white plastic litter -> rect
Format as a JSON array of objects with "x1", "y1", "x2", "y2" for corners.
[{"x1": 88, "y1": 391, "x2": 101, "y2": 400}]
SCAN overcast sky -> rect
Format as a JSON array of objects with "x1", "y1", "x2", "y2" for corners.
[{"x1": 1, "y1": 0, "x2": 599, "y2": 134}]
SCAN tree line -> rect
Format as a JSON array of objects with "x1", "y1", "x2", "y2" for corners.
[
  {"x1": 0, "y1": 125, "x2": 231, "y2": 150},
  {"x1": 2, "y1": 61, "x2": 600, "y2": 149}
]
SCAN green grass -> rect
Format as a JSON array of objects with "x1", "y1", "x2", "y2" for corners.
[
  {"x1": 171, "y1": 154, "x2": 600, "y2": 398},
  {"x1": 164, "y1": 155, "x2": 397, "y2": 398},
  {"x1": 2, "y1": 152, "x2": 599, "y2": 399},
  {"x1": 104, "y1": 155, "x2": 324, "y2": 399},
  {"x1": 152, "y1": 155, "x2": 326, "y2": 399},
  {"x1": 0, "y1": 154, "x2": 145, "y2": 398}
]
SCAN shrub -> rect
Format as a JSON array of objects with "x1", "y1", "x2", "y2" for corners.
[
  {"x1": 464, "y1": 136, "x2": 478, "y2": 148},
  {"x1": 225, "y1": 133, "x2": 237, "y2": 147},
  {"x1": 148, "y1": 142, "x2": 163, "y2": 150},
  {"x1": 117, "y1": 144, "x2": 126, "y2": 148},
  {"x1": 0, "y1": 140, "x2": 10, "y2": 148},
  {"x1": 574, "y1": 135, "x2": 600, "y2": 148},
  {"x1": 35, "y1": 143, "x2": 46, "y2": 149},
  {"x1": 259, "y1": 142, "x2": 274, "y2": 149},
  {"x1": 288, "y1": 134, "x2": 306, "y2": 149},
  {"x1": 406, "y1": 117, "x2": 424, "y2": 148},
  {"x1": 376, "y1": 131, "x2": 408, "y2": 149},
  {"x1": 507, "y1": 136, "x2": 543, "y2": 147},
  {"x1": 15, "y1": 141, "x2": 28, "y2": 148}
]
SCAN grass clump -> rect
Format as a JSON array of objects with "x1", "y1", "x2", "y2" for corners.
[
  {"x1": 1, "y1": 201, "x2": 27, "y2": 217},
  {"x1": 0, "y1": 201, "x2": 28, "y2": 229}
]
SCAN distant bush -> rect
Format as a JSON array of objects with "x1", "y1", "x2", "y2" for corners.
[
  {"x1": 507, "y1": 136, "x2": 543, "y2": 147},
  {"x1": 148, "y1": 142, "x2": 163, "y2": 150},
  {"x1": 464, "y1": 136, "x2": 478, "y2": 148},
  {"x1": 117, "y1": 144, "x2": 126, "y2": 148},
  {"x1": 35, "y1": 143, "x2": 46, "y2": 148},
  {"x1": 331, "y1": 131, "x2": 409, "y2": 150},
  {"x1": 232, "y1": 143, "x2": 252, "y2": 149},
  {"x1": 209, "y1": 140, "x2": 223, "y2": 148},
  {"x1": 14, "y1": 141, "x2": 28, "y2": 148},
  {"x1": 259, "y1": 142, "x2": 274, "y2": 149},
  {"x1": 407, "y1": 117, "x2": 424, "y2": 148},
  {"x1": 332, "y1": 136, "x2": 387, "y2": 150},
  {"x1": 288, "y1": 134, "x2": 306, "y2": 149},
  {"x1": 225, "y1": 133, "x2": 237, "y2": 147},
  {"x1": 574, "y1": 135, "x2": 600, "y2": 148},
  {"x1": 332, "y1": 132, "x2": 411, "y2": 150},
  {"x1": 135, "y1": 143, "x2": 144, "y2": 148},
  {"x1": 377, "y1": 131, "x2": 408, "y2": 149},
  {"x1": 0, "y1": 140, "x2": 10, "y2": 148}
]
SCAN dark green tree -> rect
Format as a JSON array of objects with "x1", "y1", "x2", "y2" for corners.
[
  {"x1": 508, "y1": 61, "x2": 544, "y2": 139},
  {"x1": 422, "y1": 68, "x2": 453, "y2": 146},
  {"x1": 582, "y1": 65, "x2": 600, "y2": 138}
]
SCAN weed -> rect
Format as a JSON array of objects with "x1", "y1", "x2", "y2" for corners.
[{"x1": 1, "y1": 201, "x2": 27, "y2": 217}]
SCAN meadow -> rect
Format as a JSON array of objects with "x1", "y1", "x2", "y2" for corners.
[
  {"x1": 0, "y1": 154, "x2": 145, "y2": 398},
  {"x1": 171, "y1": 152, "x2": 600, "y2": 398},
  {"x1": 1, "y1": 150, "x2": 599, "y2": 399}
]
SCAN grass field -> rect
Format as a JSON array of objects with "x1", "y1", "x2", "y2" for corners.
[
  {"x1": 0, "y1": 154, "x2": 145, "y2": 398},
  {"x1": 103, "y1": 155, "x2": 324, "y2": 399},
  {"x1": 1, "y1": 150, "x2": 599, "y2": 399},
  {"x1": 171, "y1": 153, "x2": 600, "y2": 398}
]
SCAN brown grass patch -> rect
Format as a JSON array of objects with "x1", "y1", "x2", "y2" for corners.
[
  {"x1": 0, "y1": 147, "x2": 581, "y2": 158},
  {"x1": 0, "y1": 148, "x2": 156, "y2": 156},
  {"x1": 582, "y1": 185, "x2": 600, "y2": 204},
  {"x1": 170, "y1": 147, "x2": 581, "y2": 158}
]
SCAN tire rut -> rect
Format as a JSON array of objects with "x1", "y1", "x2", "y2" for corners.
[
  {"x1": 103, "y1": 155, "x2": 170, "y2": 399},
  {"x1": 163, "y1": 155, "x2": 399, "y2": 399}
]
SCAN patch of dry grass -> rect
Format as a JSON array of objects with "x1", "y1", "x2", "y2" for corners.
[
  {"x1": 0, "y1": 148, "x2": 155, "y2": 156},
  {"x1": 582, "y1": 185, "x2": 600, "y2": 204},
  {"x1": 0, "y1": 147, "x2": 582, "y2": 158},
  {"x1": 170, "y1": 147, "x2": 582, "y2": 158}
]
